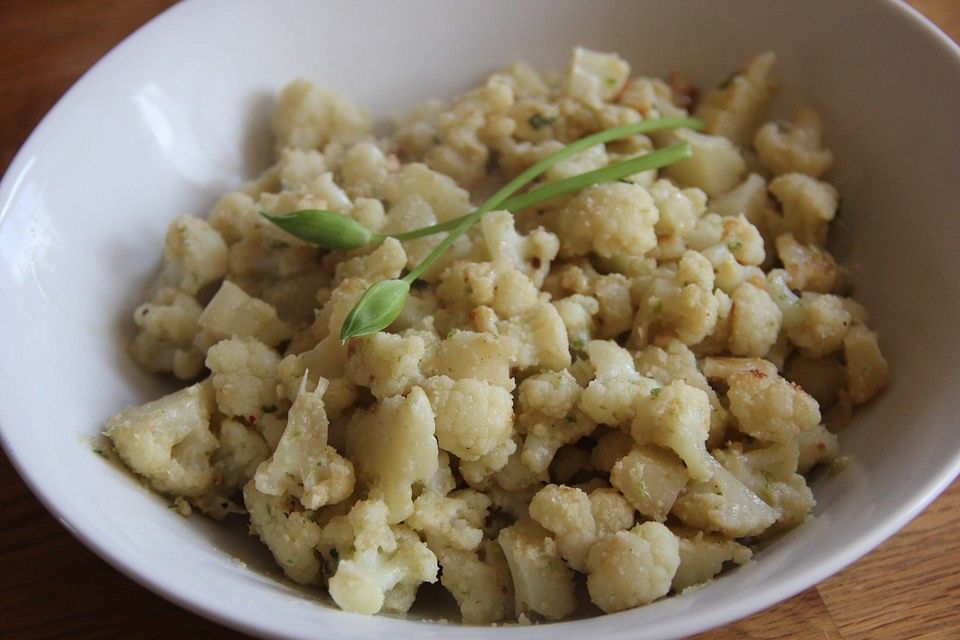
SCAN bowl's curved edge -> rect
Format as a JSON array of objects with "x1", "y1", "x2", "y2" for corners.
[{"x1": 1, "y1": 0, "x2": 959, "y2": 639}]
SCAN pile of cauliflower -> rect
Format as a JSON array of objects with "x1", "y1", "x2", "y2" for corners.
[{"x1": 104, "y1": 48, "x2": 888, "y2": 623}]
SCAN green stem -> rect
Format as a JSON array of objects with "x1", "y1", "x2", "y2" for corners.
[
  {"x1": 388, "y1": 142, "x2": 691, "y2": 242},
  {"x1": 401, "y1": 117, "x2": 701, "y2": 282}
]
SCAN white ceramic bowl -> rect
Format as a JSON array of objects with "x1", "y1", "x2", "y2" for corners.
[{"x1": 2, "y1": 1, "x2": 959, "y2": 638}]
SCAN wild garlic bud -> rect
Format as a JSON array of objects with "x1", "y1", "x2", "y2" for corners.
[
  {"x1": 261, "y1": 210, "x2": 376, "y2": 250},
  {"x1": 339, "y1": 279, "x2": 410, "y2": 342}
]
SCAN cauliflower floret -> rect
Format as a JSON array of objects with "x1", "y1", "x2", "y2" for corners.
[
  {"x1": 438, "y1": 541, "x2": 514, "y2": 624},
  {"x1": 715, "y1": 444, "x2": 815, "y2": 531},
  {"x1": 787, "y1": 293, "x2": 852, "y2": 357},
  {"x1": 709, "y1": 173, "x2": 777, "y2": 233},
  {"x1": 610, "y1": 446, "x2": 690, "y2": 522},
  {"x1": 580, "y1": 340, "x2": 657, "y2": 425},
  {"x1": 632, "y1": 381, "x2": 713, "y2": 481},
  {"x1": 211, "y1": 418, "x2": 270, "y2": 492},
  {"x1": 104, "y1": 381, "x2": 217, "y2": 497},
  {"x1": 564, "y1": 47, "x2": 630, "y2": 106},
  {"x1": 254, "y1": 376, "x2": 354, "y2": 509},
  {"x1": 663, "y1": 128, "x2": 746, "y2": 197},
  {"x1": 345, "y1": 387, "x2": 439, "y2": 523},
  {"x1": 775, "y1": 233, "x2": 838, "y2": 293},
  {"x1": 205, "y1": 337, "x2": 280, "y2": 418},
  {"x1": 553, "y1": 294, "x2": 600, "y2": 346},
  {"x1": 635, "y1": 250, "x2": 719, "y2": 346},
  {"x1": 720, "y1": 214, "x2": 766, "y2": 266},
  {"x1": 275, "y1": 147, "x2": 330, "y2": 192},
  {"x1": 243, "y1": 481, "x2": 324, "y2": 585},
  {"x1": 755, "y1": 106, "x2": 833, "y2": 177},
  {"x1": 671, "y1": 455, "x2": 778, "y2": 538},
  {"x1": 591, "y1": 273, "x2": 634, "y2": 339},
  {"x1": 727, "y1": 368, "x2": 820, "y2": 443},
  {"x1": 162, "y1": 214, "x2": 229, "y2": 295},
  {"x1": 769, "y1": 172, "x2": 839, "y2": 246},
  {"x1": 407, "y1": 489, "x2": 490, "y2": 553},
  {"x1": 634, "y1": 339, "x2": 729, "y2": 444},
  {"x1": 272, "y1": 79, "x2": 372, "y2": 150},
  {"x1": 490, "y1": 435, "x2": 550, "y2": 492},
  {"x1": 423, "y1": 375, "x2": 514, "y2": 461},
  {"x1": 197, "y1": 280, "x2": 291, "y2": 349},
  {"x1": 518, "y1": 369, "x2": 582, "y2": 419},
  {"x1": 516, "y1": 370, "x2": 592, "y2": 473},
  {"x1": 322, "y1": 499, "x2": 439, "y2": 614},
  {"x1": 480, "y1": 210, "x2": 559, "y2": 286},
  {"x1": 339, "y1": 140, "x2": 394, "y2": 199},
  {"x1": 844, "y1": 324, "x2": 889, "y2": 404},
  {"x1": 556, "y1": 182, "x2": 658, "y2": 259},
  {"x1": 529, "y1": 484, "x2": 598, "y2": 571},
  {"x1": 429, "y1": 330, "x2": 518, "y2": 391},
  {"x1": 383, "y1": 161, "x2": 473, "y2": 223},
  {"x1": 459, "y1": 435, "x2": 519, "y2": 487},
  {"x1": 672, "y1": 529, "x2": 752, "y2": 592},
  {"x1": 702, "y1": 356, "x2": 778, "y2": 381},
  {"x1": 345, "y1": 331, "x2": 427, "y2": 398},
  {"x1": 729, "y1": 282, "x2": 782, "y2": 357},
  {"x1": 585, "y1": 522, "x2": 680, "y2": 613},
  {"x1": 795, "y1": 424, "x2": 840, "y2": 473},
  {"x1": 497, "y1": 518, "x2": 577, "y2": 620},
  {"x1": 649, "y1": 178, "x2": 707, "y2": 238},
  {"x1": 589, "y1": 487, "x2": 636, "y2": 535},
  {"x1": 332, "y1": 237, "x2": 407, "y2": 286},
  {"x1": 497, "y1": 301, "x2": 571, "y2": 373},
  {"x1": 130, "y1": 286, "x2": 204, "y2": 380},
  {"x1": 696, "y1": 52, "x2": 777, "y2": 146}
]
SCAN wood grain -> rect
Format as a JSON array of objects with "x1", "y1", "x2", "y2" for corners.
[{"x1": 0, "y1": 1, "x2": 957, "y2": 638}]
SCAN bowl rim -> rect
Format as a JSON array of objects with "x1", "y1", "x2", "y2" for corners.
[{"x1": 2, "y1": 0, "x2": 959, "y2": 638}]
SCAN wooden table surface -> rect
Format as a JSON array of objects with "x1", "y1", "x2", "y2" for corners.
[{"x1": 1, "y1": 1, "x2": 958, "y2": 638}]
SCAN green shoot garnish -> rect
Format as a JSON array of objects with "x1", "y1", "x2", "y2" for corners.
[
  {"x1": 339, "y1": 279, "x2": 411, "y2": 341},
  {"x1": 261, "y1": 209, "x2": 375, "y2": 249},
  {"x1": 262, "y1": 142, "x2": 692, "y2": 249},
  {"x1": 338, "y1": 116, "x2": 702, "y2": 341},
  {"x1": 389, "y1": 142, "x2": 693, "y2": 241}
]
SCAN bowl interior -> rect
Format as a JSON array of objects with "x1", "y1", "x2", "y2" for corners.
[{"x1": 1, "y1": 1, "x2": 959, "y2": 638}]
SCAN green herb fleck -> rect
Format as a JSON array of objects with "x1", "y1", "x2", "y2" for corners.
[
  {"x1": 605, "y1": 77, "x2": 617, "y2": 86},
  {"x1": 650, "y1": 387, "x2": 662, "y2": 399},
  {"x1": 92, "y1": 448, "x2": 107, "y2": 459},
  {"x1": 727, "y1": 240, "x2": 743, "y2": 252},
  {"x1": 261, "y1": 404, "x2": 277, "y2": 414},
  {"x1": 760, "y1": 472, "x2": 775, "y2": 502},
  {"x1": 652, "y1": 299, "x2": 664, "y2": 314},
  {"x1": 528, "y1": 113, "x2": 557, "y2": 130},
  {"x1": 570, "y1": 338, "x2": 586, "y2": 350},
  {"x1": 636, "y1": 475, "x2": 647, "y2": 499}
]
